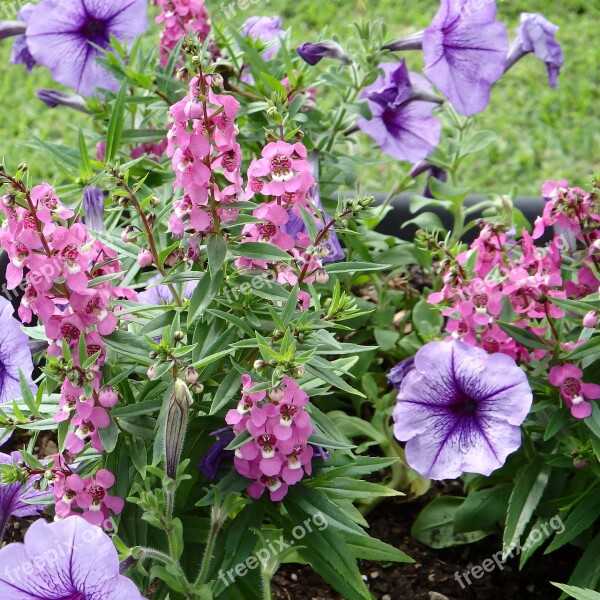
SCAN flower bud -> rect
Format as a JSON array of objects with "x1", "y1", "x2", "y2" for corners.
[
  {"x1": 583, "y1": 311, "x2": 598, "y2": 329},
  {"x1": 291, "y1": 366, "x2": 306, "y2": 379},
  {"x1": 268, "y1": 386, "x2": 284, "y2": 402},
  {"x1": 165, "y1": 379, "x2": 194, "y2": 478},
  {"x1": 185, "y1": 366, "x2": 199, "y2": 384},
  {"x1": 192, "y1": 382, "x2": 204, "y2": 394},
  {"x1": 173, "y1": 330, "x2": 185, "y2": 342},
  {"x1": 121, "y1": 226, "x2": 135, "y2": 243},
  {"x1": 253, "y1": 359, "x2": 266, "y2": 371},
  {"x1": 137, "y1": 249, "x2": 153, "y2": 268},
  {"x1": 315, "y1": 268, "x2": 329, "y2": 284},
  {"x1": 147, "y1": 364, "x2": 157, "y2": 379},
  {"x1": 98, "y1": 386, "x2": 119, "y2": 408}
]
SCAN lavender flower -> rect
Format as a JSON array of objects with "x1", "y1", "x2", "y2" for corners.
[
  {"x1": 393, "y1": 340, "x2": 532, "y2": 480},
  {"x1": 421, "y1": 0, "x2": 509, "y2": 116},
  {"x1": 505, "y1": 13, "x2": 564, "y2": 88},
  {"x1": 387, "y1": 357, "x2": 415, "y2": 391},
  {"x1": 357, "y1": 61, "x2": 441, "y2": 164},
  {"x1": 198, "y1": 430, "x2": 235, "y2": 480},
  {"x1": 7, "y1": 4, "x2": 35, "y2": 71},
  {"x1": 0, "y1": 516, "x2": 143, "y2": 599},
  {"x1": 138, "y1": 274, "x2": 198, "y2": 305},
  {"x1": 297, "y1": 41, "x2": 349, "y2": 66},
  {"x1": 37, "y1": 89, "x2": 89, "y2": 113},
  {"x1": 282, "y1": 152, "x2": 344, "y2": 262},
  {"x1": 25, "y1": 0, "x2": 148, "y2": 96},
  {"x1": 83, "y1": 186, "x2": 106, "y2": 232},
  {"x1": 241, "y1": 16, "x2": 284, "y2": 60},
  {"x1": 0, "y1": 296, "x2": 36, "y2": 403},
  {"x1": 0, "y1": 452, "x2": 49, "y2": 541}
]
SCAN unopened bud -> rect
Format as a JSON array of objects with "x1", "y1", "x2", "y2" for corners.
[
  {"x1": 165, "y1": 379, "x2": 194, "y2": 478},
  {"x1": 173, "y1": 330, "x2": 185, "y2": 342},
  {"x1": 268, "y1": 386, "x2": 284, "y2": 402},
  {"x1": 149, "y1": 351, "x2": 158, "y2": 359},
  {"x1": 192, "y1": 382, "x2": 204, "y2": 394},
  {"x1": 121, "y1": 226, "x2": 134, "y2": 243},
  {"x1": 574, "y1": 459, "x2": 587, "y2": 469},
  {"x1": 147, "y1": 364, "x2": 157, "y2": 379},
  {"x1": 137, "y1": 249, "x2": 153, "y2": 268},
  {"x1": 253, "y1": 359, "x2": 266, "y2": 371},
  {"x1": 18, "y1": 163, "x2": 28, "y2": 172},
  {"x1": 150, "y1": 196, "x2": 160, "y2": 207},
  {"x1": 185, "y1": 366, "x2": 199, "y2": 384},
  {"x1": 291, "y1": 366, "x2": 305, "y2": 379},
  {"x1": 3, "y1": 192, "x2": 15, "y2": 206},
  {"x1": 315, "y1": 268, "x2": 329, "y2": 284},
  {"x1": 583, "y1": 311, "x2": 598, "y2": 329}
]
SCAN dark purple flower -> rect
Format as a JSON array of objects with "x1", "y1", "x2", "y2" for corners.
[
  {"x1": 241, "y1": 16, "x2": 284, "y2": 60},
  {"x1": 282, "y1": 152, "x2": 344, "y2": 262},
  {"x1": 37, "y1": 89, "x2": 89, "y2": 112},
  {"x1": 422, "y1": 0, "x2": 509, "y2": 116},
  {"x1": 138, "y1": 274, "x2": 198, "y2": 305},
  {"x1": 505, "y1": 13, "x2": 564, "y2": 88},
  {"x1": 0, "y1": 20, "x2": 26, "y2": 41},
  {"x1": 198, "y1": 429, "x2": 235, "y2": 480},
  {"x1": 25, "y1": 0, "x2": 148, "y2": 96},
  {"x1": 393, "y1": 340, "x2": 532, "y2": 479},
  {"x1": 83, "y1": 186, "x2": 106, "y2": 232},
  {"x1": 387, "y1": 357, "x2": 415, "y2": 391},
  {"x1": 0, "y1": 516, "x2": 143, "y2": 599},
  {"x1": 0, "y1": 452, "x2": 49, "y2": 541},
  {"x1": 8, "y1": 4, "x2": 35, "y2": 71},
  {"x1": 297, "y1": 41, "x2": 349, "y2": 66},
  {"x1": 357, "y1": 61, "x2": 441, "y2": 164},
  {"x1": 410, "y1": 160, "x2": 449, "y2": 198},
  {"x1": 0, "y1": 296, "x2": 36, "y2": 403}
]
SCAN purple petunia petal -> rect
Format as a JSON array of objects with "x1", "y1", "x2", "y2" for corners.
[
  {"x1": 393, "y1": 340, "x2": 532, "y2": 480},
  {"x1": 26, "y1": 0, "x2": 147, "y2": 96},
  {"x1": 0, "y1": 517, "x2": 143, "y2": 599},
  {"x1": 422, "y1": 0, "x2": 509, "y2": 115}
]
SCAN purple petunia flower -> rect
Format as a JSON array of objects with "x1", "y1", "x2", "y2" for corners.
[
  {"x1": 83, "y1": 186, "x2": 106, "y2": 232},
  {"x1": 0, "y1": 296, "x2": 36, "y2": 403},
  {"x1": 241, "y1": 16, "x2": 284, "y2": 60},
  {"x1": 0, "y1": 516, "x2": 143, "y2": 599},
  {"x1": 25, "y1": 0, "x2": 148, "y2": 96},
  {"x1": 282, "y1": 152, "x2": 345, "y2": 262},
  {"x1": 9, "y1": 3, "x2": 36, "y2": 71},
  {"x1": 0, "y1": 452, "x2": 49, "y2": 540},
  {"x1": 393, "y1": 340, "x2": 532, "y2": 480},
  {"x1": 410, "y1": 160, "x2": 449, "y2": 199},
  {"x1": 138, "y1": 274, "x2": 198, "y2": 306},
  {"x1": 387, "y1": 357, "x2": 415, "y2": 391},
  {"x1": 297, "y1": 41, "x2": 349, "y2": 66},
  {"x1": 422, "y1": 0, "x2": 509, "y2": 116},
  {"x1": 357, "y1": 61, "x2": 442, "y2": 164},
  {"x1": 505, "y1": 13, "x2": 564, "y2": 88},
  {"x1": 198, "y1": 429, "x2": 235, "y2": 480}
]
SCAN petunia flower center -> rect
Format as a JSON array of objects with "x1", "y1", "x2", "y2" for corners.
[
  {"x1": 449, "y1": 392, "x2": 478, "y2": 416},
  {"x1": 79, "y1": 18, "x2": 110, "y2": 47}
]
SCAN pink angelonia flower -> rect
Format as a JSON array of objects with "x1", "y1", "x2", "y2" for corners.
[
  {"x1": 66, "y1": 407, "x2": 110, "y2": 453},
  {"x1": 70, "y1": 289, "x2": 117, "y2": 335},
  {"x1": 549, "y1": 364, "x2": 600, "y2": 419},
  {"x1": 77, "y1": 469, "x2": 124, "y2": 527}
]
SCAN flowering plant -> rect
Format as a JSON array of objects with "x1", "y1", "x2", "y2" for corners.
[{"x1": 1, "y1": 0, "x2": 597, "y2": 598}]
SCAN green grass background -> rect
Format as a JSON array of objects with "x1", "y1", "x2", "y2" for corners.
[{"x1": 0, "y1": 0, "x2": 598, "y2": 195}]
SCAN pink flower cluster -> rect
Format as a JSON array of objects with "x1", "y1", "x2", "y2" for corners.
[
  {"x1": 55, "y1": 468, "x2": 124, "y2": 528},
  {"x1": 239, "y1": 140, "x2": 329, "y2": 294},
  {"x1": 155, "y1": 0, "x2": 211, "y2": 67},
  {"x1": 167, "y1": 75, "x2": 244, "y2": 240},
  {"x1": 226, "y1": 375, "x2": 314, "y2": 501},
  {"x1": 431, "y1": 179, "x2": 600, "y2": 418},
  {"x1": 0, "y1": 182, "x2": 132, "y2": 525}
]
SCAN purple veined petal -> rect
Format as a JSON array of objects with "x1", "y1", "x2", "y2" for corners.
[
  {"x1": 0, "y1": 297, "x2": 36, "y2": 404},
  {"x1": 422, "y1": 0, "x2": 509, "y2": 116},
  {"x1": 83, "y1": 186, "x2": 106, "y2": 232},
  {"x1": 0, "y1": 517, "x2": 144, "y2": 599},
  {"x1": 393, "y1": 340, "x2": 531, "y2": 480}
]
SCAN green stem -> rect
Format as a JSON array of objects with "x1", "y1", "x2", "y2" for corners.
[
  {"x1": 261, "y1": 569, "x2": 273, "y2": 600},
  {"x1": 195, "y1": 517, "x2": 221, "y2": 586}
]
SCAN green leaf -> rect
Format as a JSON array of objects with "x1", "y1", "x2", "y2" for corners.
[
  {"x1": 105, "y1": 82, "x2": 127, "y2": 162},
  {"x1": 553, "y1": 583, "x2": 600, "y2": 600},
  {"x1": 427, "y1": 177, "x2": 470, "y2": 202},
  {"x1": 567, "y1": 335, "x2": 600, "y2": 361},
  {"x1": 207, "y1": 234, "x2": 227, "y2": 275},
  {"x1": 345, "y1": 532, "x2": 413, "y2": 563},
  {"x1": 498, "y1": 321, "x2": 550, "y2": 351},
  {"x1": 210, "y1": 369, "x2": 242, "y2": 415},
  {"x1": 231, "y1": 242, "x2": 292, "y2": 262},
  {"x1": 412, "y1": 496, "x2": 489, "y2": 549},
  {"x1": 561, "y1": 533, "x2": 600, "y2": 597},
  {"x1": 98, "y1": 419, "x2": 119, "y2": 453},
  {"x1": 325, "y1": 261, "x2": 390, "y2": 274},
  {"x1": 78, "y1": 128, "x2": 93, "y2": 180},
  {"x1": 503, "y1": 458, "x2": 551, "y2": 558},
  {"x1": 19, "y1": 371, "x2": 40, "y2": 418},
  {"x1": 454, "y1": 484, "x2": 511, "y2": 533}
]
